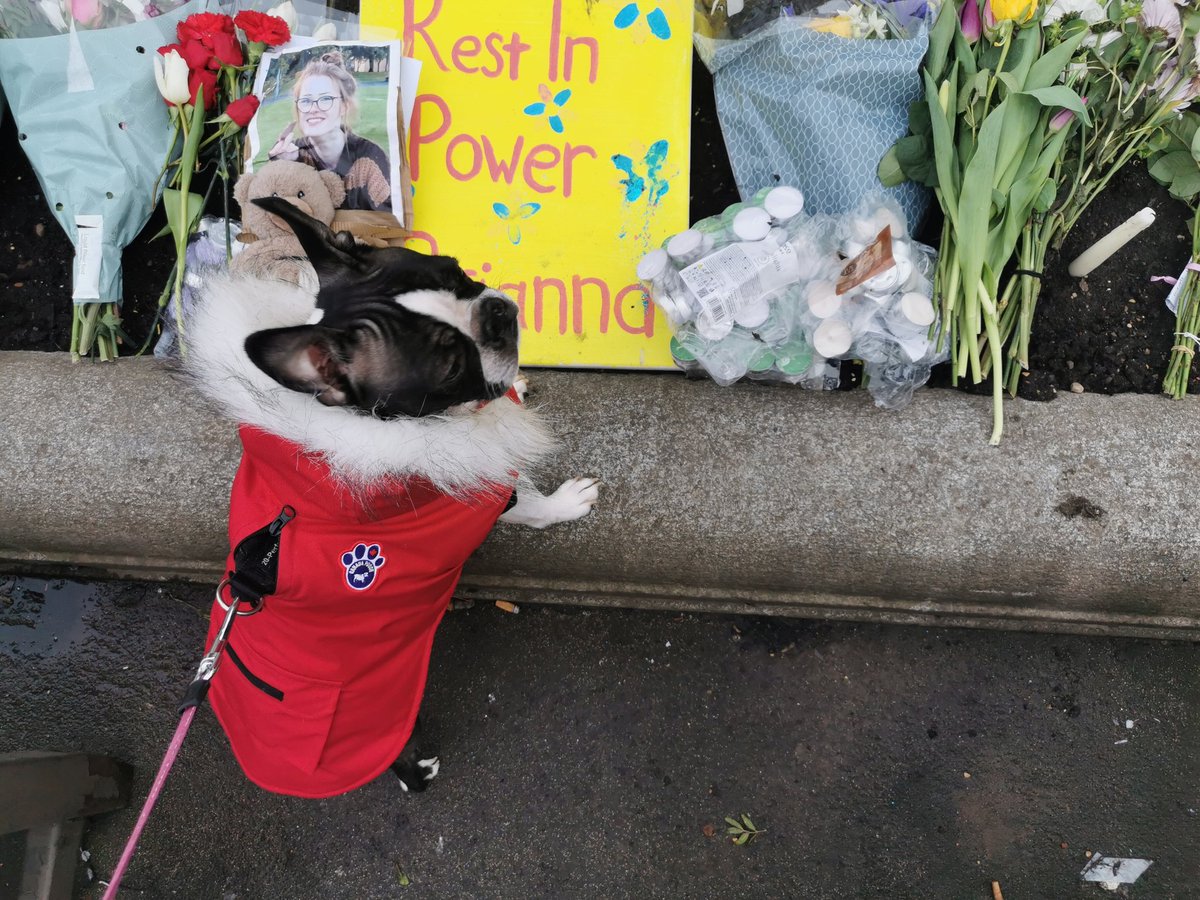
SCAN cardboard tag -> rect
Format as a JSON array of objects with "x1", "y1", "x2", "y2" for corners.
[{"x1": 837, "y1": 226, "x2": 894, "y2": 296}]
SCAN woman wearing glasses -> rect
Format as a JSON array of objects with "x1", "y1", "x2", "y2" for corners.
[{"x1": 268, "y1": 51, "x2": 392, "y2": 212}]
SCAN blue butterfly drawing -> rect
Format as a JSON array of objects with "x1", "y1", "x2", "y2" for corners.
[
  {"x1": 493, "y1": 201, "x2": 542, "y2": 245},
  {"x1": 613, "y1": 2, "x2": 671, "y2": 40},
  {"x1": 611, "y1": 140, "x2": 670, "y2": 205},
  {"x1": 523, "y1": 84, "x2": 572, "y2": 134}
]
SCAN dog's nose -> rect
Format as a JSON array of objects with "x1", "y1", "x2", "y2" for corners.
[{"x1": 479, "y1": 294, "x2": 518, "y2": 346}]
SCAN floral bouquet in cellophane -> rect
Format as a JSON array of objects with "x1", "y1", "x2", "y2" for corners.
[{"x1": 0, "y1": 0, "x2": 203, "y2": 359}]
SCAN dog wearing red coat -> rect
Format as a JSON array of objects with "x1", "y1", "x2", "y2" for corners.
[{"x1": 182, "y1": 199, "x2": 598, "y2": 797}]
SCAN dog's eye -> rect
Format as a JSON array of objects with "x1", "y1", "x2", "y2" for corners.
[
  {"x1": 271, "y1": 192, "x2": 278, "y2": 197},
  {"x1": 297, "y1": 190, "x2": 305, "y2": 199}
]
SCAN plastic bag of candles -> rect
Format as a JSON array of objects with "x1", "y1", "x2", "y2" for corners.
[
  {"x1": 691, "y1": 0, "x2": 933, "y2": 229},
  {"x1": 637, "y1": 190, "x2": 948, "y2": 410}
]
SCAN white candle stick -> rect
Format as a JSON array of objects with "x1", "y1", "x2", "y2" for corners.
[{"x1": 1068, "y1": 207, "x2": 1156, "y2": 278}]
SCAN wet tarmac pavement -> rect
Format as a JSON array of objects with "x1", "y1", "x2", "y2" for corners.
[{"x1": 1, "y1": 576, "x2": 1198, "y2": 899}]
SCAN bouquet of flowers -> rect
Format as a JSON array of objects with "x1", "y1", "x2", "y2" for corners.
[
  {"x1": 150, "y1": 5, "x2": 292, "y2": 355},
  {"x1": 883, "y1": 0, "x2": 1200, "y2": 442},
  {"x1": 0, "y1": 0, "x2": 202, "y2": 360}
]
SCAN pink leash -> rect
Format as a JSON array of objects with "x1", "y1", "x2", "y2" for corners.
[
  {"x1": 101, "y1": 707, "x2": 197, "y2": 899},
  {"x1": 100, "y1": 504, "x2": 296, "y2": 897}
]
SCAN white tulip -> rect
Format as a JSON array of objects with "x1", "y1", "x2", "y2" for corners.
[
  {"x1": 312, "y1": 21, "x2": 337, "y2": 41},
  {"x1": 267, "y1": 1, "x2": 298, "y2": 34},
  {"x1": 154, "y1": 48, "x2": 191, "y2": 107}
]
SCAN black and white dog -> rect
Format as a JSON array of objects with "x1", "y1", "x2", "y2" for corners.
[{"x1": 182, "y1": 199, "x2": 597, "y2": 798}]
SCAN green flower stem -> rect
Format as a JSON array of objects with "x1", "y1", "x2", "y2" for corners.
[
  {"x1": 1164, "y1": 207, "x2": 1200, "y2": 399},
  {"x1": 977, "y1": 278, "x2": 1005, "y2": 445}
]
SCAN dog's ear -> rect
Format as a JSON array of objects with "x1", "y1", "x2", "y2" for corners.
[
  {"x1": 251, "y1": 196, "x2": 364, "y2": 283},
  {"x1": 245, "y1": 325, "x2": 352, "y2": 408},
  {"x1": 253, "y1": 196, "x2": 485, "y2": 303}
]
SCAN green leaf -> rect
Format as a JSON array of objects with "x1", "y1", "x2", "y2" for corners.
[
  {"x1": 957, "y1": 98, "x2": 1010, "y2": 313},
  {"x1": 1191, "y1": 123, "x2": 1200, "y2": 164},
  {"x1": 1034, "y1": 179, "x2": 1057, "y2": 213},
  {"x1": 1020, "y1": 85, "x2": 1092, "y2": 127},
  {"x1": 878, "y1": 146, "x2": 906, "y2": 188},
  {"x1": 724, "y1": 817, "x2": 742, "y2": 829},
  {"x1": 1169, "y1": 169, "x2": 1200, "y2": 201},
  {"x1": 742, "y1": 814, "x2": 756, "y2": 830},
  {"x1": 925, "y1": 67, "x2": 961, "y2": 230},
  {"x1": 993, "y1": 94, "x2": 1041, "y2": 196},
  {"x1": 925, "y1": 0, "x2": 958, "y2": 82},
  {"x1": 893, "y1": 134, "x2": 936, "y2": 187},
  {"x1": 1003, "y1": 27, "x2": 1040, "y2": 90},
  {"x1": 908, "y1": 100, "x2": 932, "y2": 138},
  {"x1": 162, "y1": 188, "x2": 206, "y2": 244},
  {"x1": 951, "y1": 28, "x2": 977, "y2": 81},
  {"x1": 734, "y1": 833, "x2": 750, "y2": 846},
  {"x1": 149, "y1": 222, "x2": 173, "y2": 241},
  {"x1": 1024, "y1": 28, "x2": 1088, "y2": 92},
  {"x1": 1150, "y1": 150, "x2": 1198, "y2": 185}
]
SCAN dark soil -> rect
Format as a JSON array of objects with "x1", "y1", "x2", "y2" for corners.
[
  {"x1": 2, "y1": 57, "x2": 1196, "y2": 396},
  {"x1": 1029, "y1": 159, "x2": 1198, "y2": 396}
]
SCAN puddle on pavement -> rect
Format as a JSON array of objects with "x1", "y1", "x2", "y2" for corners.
[{"x1": 0, "y1": 577, "x2": 94, "y2": 658}]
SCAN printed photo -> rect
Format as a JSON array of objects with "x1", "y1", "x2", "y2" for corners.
[{"x1": 247, "y1": 40, "x2": 402, "y2": 217}]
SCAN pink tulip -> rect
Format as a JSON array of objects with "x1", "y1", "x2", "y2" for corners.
[
  {"x1": 1049, "y1": 99, "x2": 1086, "y2": 131},
  {"x1": 982, "y1": 0, "x2": 995, "y2": 29},
  {"x1": 71, "y1": 0, "x2": 101, "y2": 24},
  {"x1": 960, "y1": 0, "x2": 982, "y2": 43}
]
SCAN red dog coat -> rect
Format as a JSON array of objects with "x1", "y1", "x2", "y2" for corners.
[{"x1": 207, "y1": 424, "x2": 512, "y2": 798}]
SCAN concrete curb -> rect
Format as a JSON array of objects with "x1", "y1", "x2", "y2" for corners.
[{"x1": 4, "y1": 351, "x2": 1200, "y2": 640}]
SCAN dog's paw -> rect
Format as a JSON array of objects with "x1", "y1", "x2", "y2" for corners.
[
  {"x1": 512, "y1": 373, "x2": 530, "y2": 403},
  {"x1": 545, "y1": 477, "x2": 600, "y2": 524},
  {"x1": 393, "y1": 755, "x2": 440, "y2": 793}
]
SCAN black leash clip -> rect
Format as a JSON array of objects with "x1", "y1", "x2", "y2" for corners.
[
  {"x1": 179, "y1": 506, "x2": 296, "y2": 714},
  {"x1": 217, "y1": 505, "x2": 296, "y2": 615}
]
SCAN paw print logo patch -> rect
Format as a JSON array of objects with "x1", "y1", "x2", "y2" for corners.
[{"x1": 341, "y1": 543, "x2": 386, "y2": 591}]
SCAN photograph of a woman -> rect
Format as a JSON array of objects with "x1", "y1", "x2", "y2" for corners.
[{"x1": 249, "y1": 42, "x2": 402, "y2": 216}]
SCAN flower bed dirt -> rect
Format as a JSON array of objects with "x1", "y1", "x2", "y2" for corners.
[{"x1": 1, "y1": 60, "x2": 1195, "y2": 397}]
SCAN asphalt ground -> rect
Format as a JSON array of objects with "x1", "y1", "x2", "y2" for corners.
[{"x1": 1, "y1": 577, "x2": 1198, "y2": 899}]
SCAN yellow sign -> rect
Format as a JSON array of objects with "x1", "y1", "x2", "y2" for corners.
[{"x1": 362, "y1": 0, "x2": 691, "y2": 368}]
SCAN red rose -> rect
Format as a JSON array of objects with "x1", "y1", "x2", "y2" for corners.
[
  {"x1": 225, "y1": 94, "x2": 260, "y2": 128},
  {"x1": 234, "y1": 10, "x2": 291, "y2": 47},
  {"x1": 188, "y1": 67, "x2": 219, "y2": 109},
  {"x1": 208, "y1": 29, "x2": 244, "y2": 68},
  {"x1": 179, "y1": 38, "x2": 211, "y2": 71},
  {"x1": 177, "y1": 11, "x2": 234, "y2": 44}
]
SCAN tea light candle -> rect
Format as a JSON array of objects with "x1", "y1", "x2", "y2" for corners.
[
  {"x1": 807, "y1": 280, "x2": 841, "y2": 319},
  {"x1": 666, "y1": 230, "x2": 712, "y2": 266},
  {"x1": 763, "y1": 186, "x2": 805, "y2": 224},
  {"x1": 813, "y1": 319, "x2": 853, "y2": 358},
  {"x1": 732, "y1": 207, "x2": 771, "y2": 241},
  {"x1": 695, "y1": 311, "x2": 733, "y2": 341},
  {"x1": 637, "y1": 248, "x2": 669, "y2": 282},
  {"x1": 1068, "y1": 208, "x2": 1156, "y2": 277},
  {"x1": 734, "y1": 294, "x2": 771, "y2": 329}
]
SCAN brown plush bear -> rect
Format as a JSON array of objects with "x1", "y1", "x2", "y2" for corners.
[{"x1": 232, "y1": 160, "x2": 346, "y2": 294}]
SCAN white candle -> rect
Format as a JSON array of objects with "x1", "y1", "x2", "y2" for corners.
[{"x1": 1068, "y1": 208, "x2": 1156, "y2": 277}]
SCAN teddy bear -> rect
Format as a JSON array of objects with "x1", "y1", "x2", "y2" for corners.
[{"x1": 232, "y1": 160, "x2": 346, "y2": 294}]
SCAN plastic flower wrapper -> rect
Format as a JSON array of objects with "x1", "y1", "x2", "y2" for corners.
[
  {"x1": 693, "y1": 0, "x2": 933, "y2": 228},
  {"x1": 210, "y1": 0, "x2": 360, "y2": 41},
  {"x1": 0, "y1": 0, "x2": 192, "y2": 38},
  {"x1": 0, "y1": 1, "x2": 203, "y2": 359}
]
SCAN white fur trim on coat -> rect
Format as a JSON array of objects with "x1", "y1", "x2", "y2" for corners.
[{"x1": 180, "y1": 274, "x2": 554, "y2": 494}]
